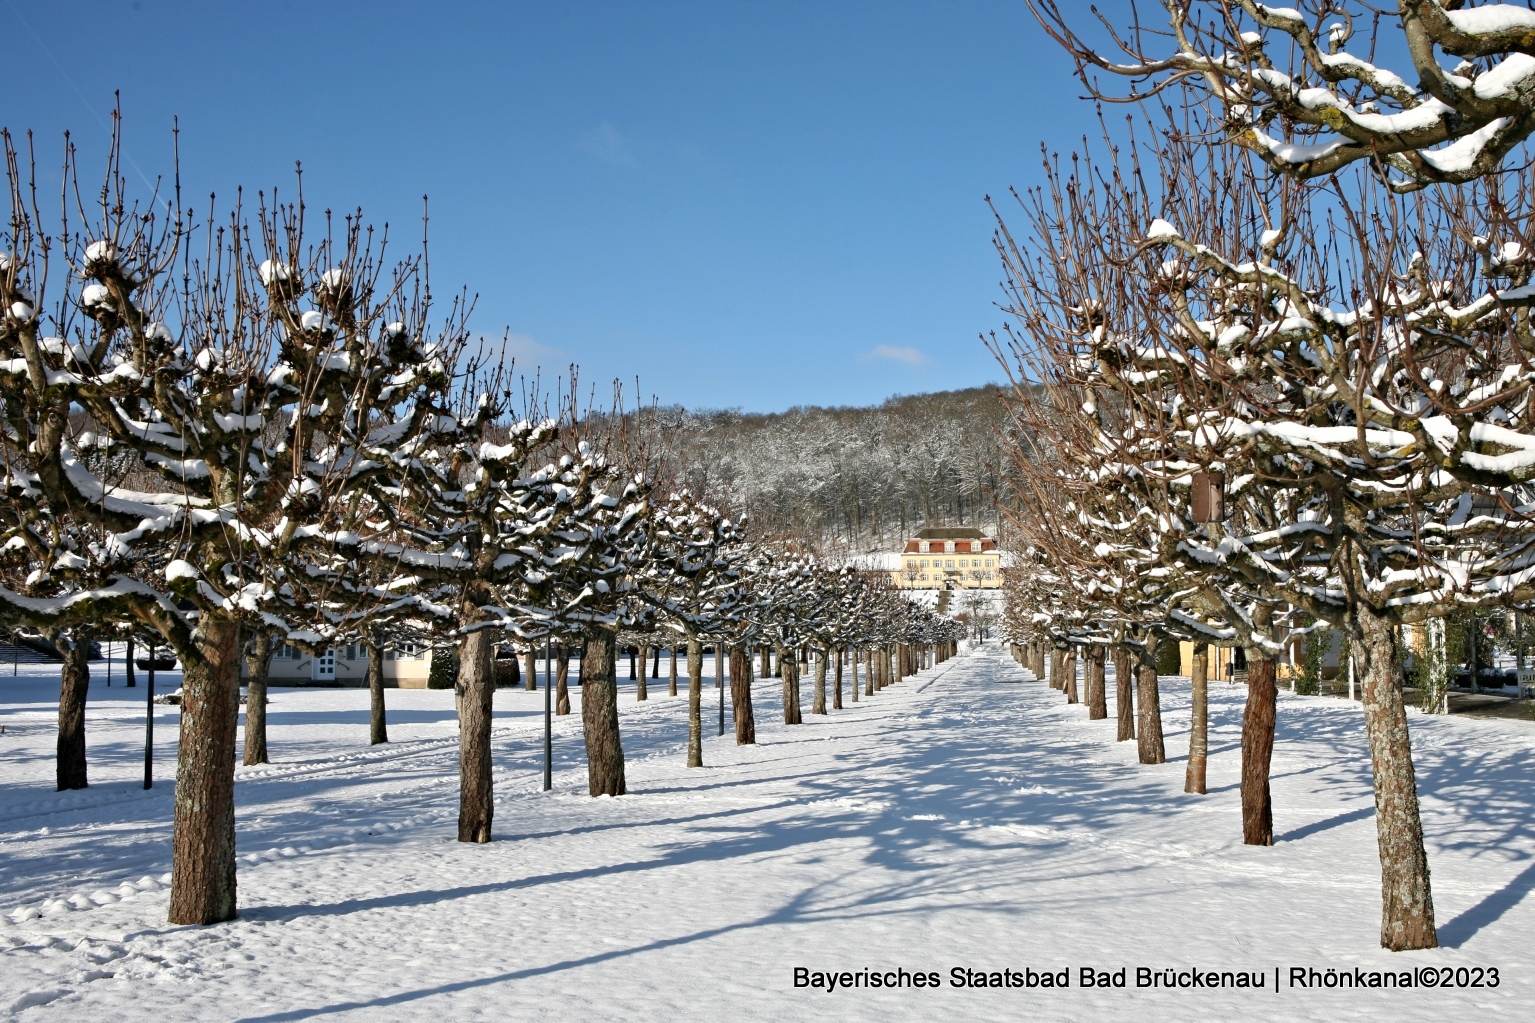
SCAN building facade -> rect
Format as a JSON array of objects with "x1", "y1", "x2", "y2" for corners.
[
  {"x1": 256, "y1": 641, "x2": 434, "y2": 688},
  {"x1": 884, "y1": 526, "x2": 1003, "y2": 590}
]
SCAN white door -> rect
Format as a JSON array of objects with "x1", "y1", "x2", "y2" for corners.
[{"x1": 313, "y1": 647, "x2": 336, "y2": 680}]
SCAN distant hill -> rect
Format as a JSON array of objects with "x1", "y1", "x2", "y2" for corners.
[{"x1": 639, "y1": 385, "x2": 1014, "y2": 554}]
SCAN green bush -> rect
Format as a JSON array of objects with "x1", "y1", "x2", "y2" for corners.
[
  {"x1": 1155, "y1": 638, "x2": 1182, "y2": 677},
  {"x1": 428, "y1": 647, "x2": 459, "y2": 690},
  {"x1": 1297, "y1": 630, "x2": 1328, "y2": 695}
]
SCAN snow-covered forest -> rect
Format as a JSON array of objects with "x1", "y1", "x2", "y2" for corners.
[{"x1": 636, "y1": 386, "x2": 1010, "y2": 553}]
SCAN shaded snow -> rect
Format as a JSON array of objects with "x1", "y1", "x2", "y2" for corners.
[{"x1": 0, "y1": 646, "x2": 1532, "y2": 1019}]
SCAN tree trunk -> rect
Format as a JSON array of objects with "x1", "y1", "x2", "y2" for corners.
[
  {"x1": 525, "y1": 647, "x2": 538, "y2": 691},
  {"x1": 582, "y1": 629, "x2": 626, "y2": 795},
  {"x1": 457, "y1": 629, "x2": 496, "y2": 843},
  {"x1": 1049, "y1": 647, "x2": 1063, "y2": 690},
  {"x1": 731, "y1": 646, "x2": 756, "y2": 745},
  {"x1": 1137, "y1": 640, "x2": 1166, "y2": 764},
  {"x1": 1353, "y1": 604, "x2": 1438, "y2": 950},
  {"x1": 1063, "y1": 647, "x2": 1079, "y2": 704},
  {"x1": 556, "y1": 646, "x2": 571, "y2": 715},
  {"x1": 813, "y1": 648, "x2": 828, "y2": 714},
  {"x1": 243, "y1": 631, "x2": 275, "y2": 765},
  {"x1": 669, "y1": 647, "x2": 678, "y2": 697},
  {"x1": 168, "y1": 617, "x2": 241, "y2": 925},
  {"x1": 368, "y1": 632, "x2": 388, "y2": 745},
  {"x1": 55, "y1": 629, "x2": 90, "y2": 791},
  {"x1": 761, "y1": 646, "x2": 771, "y2": 679},
  {"x1": 1113, "y1": 647, "x2": 1135, "y2": 741},
  {"x1": 1241, "y1": 654, "x2": 1277, "y2": 846},
  {"x1": 636, "y1": 646, "x2": 648, "y2": 701},
  {"x1": 124, "y1": 634, "x2": 137, "y2": 687},
  {"x1": 833, "y1": 648, "x2": 844, "y2": 710},
  {"x1": 850, "y1": 647, "x2": 860, "y2": 702},
  {"x1": 686, "y1": 639, "x2": 704, "y2": 767},
  {"x1": 781, "y1": 646, "x2": 802, "y2": 724},
  {"x1": 1086, "y1": 646, "x2": 1107, "y2": 720},
  {"x1": 1186, "y1": 643, "x2": 1208, "y2": 795},
  {"x1": 866, "y1": 649, "x2": 875, "y2": 695}
]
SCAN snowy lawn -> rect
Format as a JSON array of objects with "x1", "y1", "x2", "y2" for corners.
[{"x1": 1, "y1": 643, "x2": 1533, "y2": 1020}]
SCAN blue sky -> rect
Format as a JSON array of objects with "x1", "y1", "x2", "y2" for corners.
[{"x1": 4, "y1": 0, "x2": 1090, "y2": 412}]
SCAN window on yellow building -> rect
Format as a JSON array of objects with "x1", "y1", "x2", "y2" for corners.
[{"x1": 946, "y1": 559, "x2": 954, "y2": 568}]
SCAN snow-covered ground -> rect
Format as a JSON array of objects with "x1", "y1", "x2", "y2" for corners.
[{"x1": 2, "y1": 643, "x2": 1532, "y2": 1020}]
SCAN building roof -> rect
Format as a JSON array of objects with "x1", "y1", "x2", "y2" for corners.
[{"x1": 914, "y1": 526, "x2": 989, "y2": 540}]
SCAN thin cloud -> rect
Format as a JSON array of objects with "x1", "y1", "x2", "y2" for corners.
[
  {"x1": 474, "y1": 332, "x2": 567, "y2": 374},
  {"x1": 865, "y1": 344, "x2": 929, "y2": 368},
  {"x1": 575, "y1": 121, "x2": 638, "y2": 168}
]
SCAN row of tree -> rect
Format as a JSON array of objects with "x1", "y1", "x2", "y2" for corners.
[
  {"x1": 0, "y1": 120, "x2": 964, "y2": 926},
  {"x1": 993, "y1": 1, "x2": 1535, "y2": 951}
]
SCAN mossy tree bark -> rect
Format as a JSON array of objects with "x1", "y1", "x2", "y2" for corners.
[
  {"x1": 686, "y1": 639, "x2": 704, "y2": 768},
  {"x1": 367, "y1": 631, "x2": 389, "y2": 746},
  {"x1": 1352, "y1": 603, "x2": 1438, "y2": 950},
  {"x1": 833, "y1": 648, "x2": 844, "y2": 710},
  {"x1": 168, "y1": 617, "x2": 241, "y2": 925},
  {"x1": 1113, "y1": 647, "x2": 1135, "y2": 741},
  {"x1": 669, "y1": 647, "x2": 678, "y2": 697},
  {"x1": 780, "y1": 646, "x2": 802, "y2": 724},
  {"x1": 582, "y1": 629, "x2": 626, "y2": 795},
  {"x1": 812, "y1": 648, "x2": 828, "y2": 714},
  {"x1": 1186, "y1": 643, "x2": 1208, "y2": 794},
  {"x1": 730, "y1": 646, "x2": 756, "y2": 744},
  {"x1": 457, "y1": 627, "x2": 496, "y2": 843},
  {"x1": 243, "y1": 631, "x2": 276, "y2": 765},
  {"x1": 555, "y1": 646, "x2": 571, "y2": 715},
  {"x1": 55, "y1": 628, "x2": 91, "y2": 791},
  {"x1": 1136, "y1": 638, "x2": 1166, "y2": 764},
  {"x1": 1241, "y1": 654, "x2": 1277, "y2": 845},
  {"x1": 1086, "y1": 646, "x2": 1107, "y2": 720},
  {"x1": 636, "y1": 646, "x2": 648, "y2": 701}
]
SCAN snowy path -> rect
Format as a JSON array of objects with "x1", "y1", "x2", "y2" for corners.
[{"x1": 2, "y1": 644, "x2": 1533, "y2": 1020}]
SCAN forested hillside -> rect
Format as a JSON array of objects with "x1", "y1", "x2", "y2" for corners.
[{"x1": 639, "y1": 385, "x2": 1013, "y2": 554}]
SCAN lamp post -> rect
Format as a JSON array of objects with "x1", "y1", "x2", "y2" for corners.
[
  {"x1": 543, "y1": 636, "x2": 552, "y2": 792},
  {"x1": 143, "y1": 637, "x2": 157, "y2": 790}
]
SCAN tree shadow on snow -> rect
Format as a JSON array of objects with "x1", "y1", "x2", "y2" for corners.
[{"x1": 1436, "y1": 856, "x2": 1535, "y2": 948}]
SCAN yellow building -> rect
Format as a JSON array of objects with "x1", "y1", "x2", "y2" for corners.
[{"x1": 882, "y1": 527, "x2": 1004, "y2": 590}]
